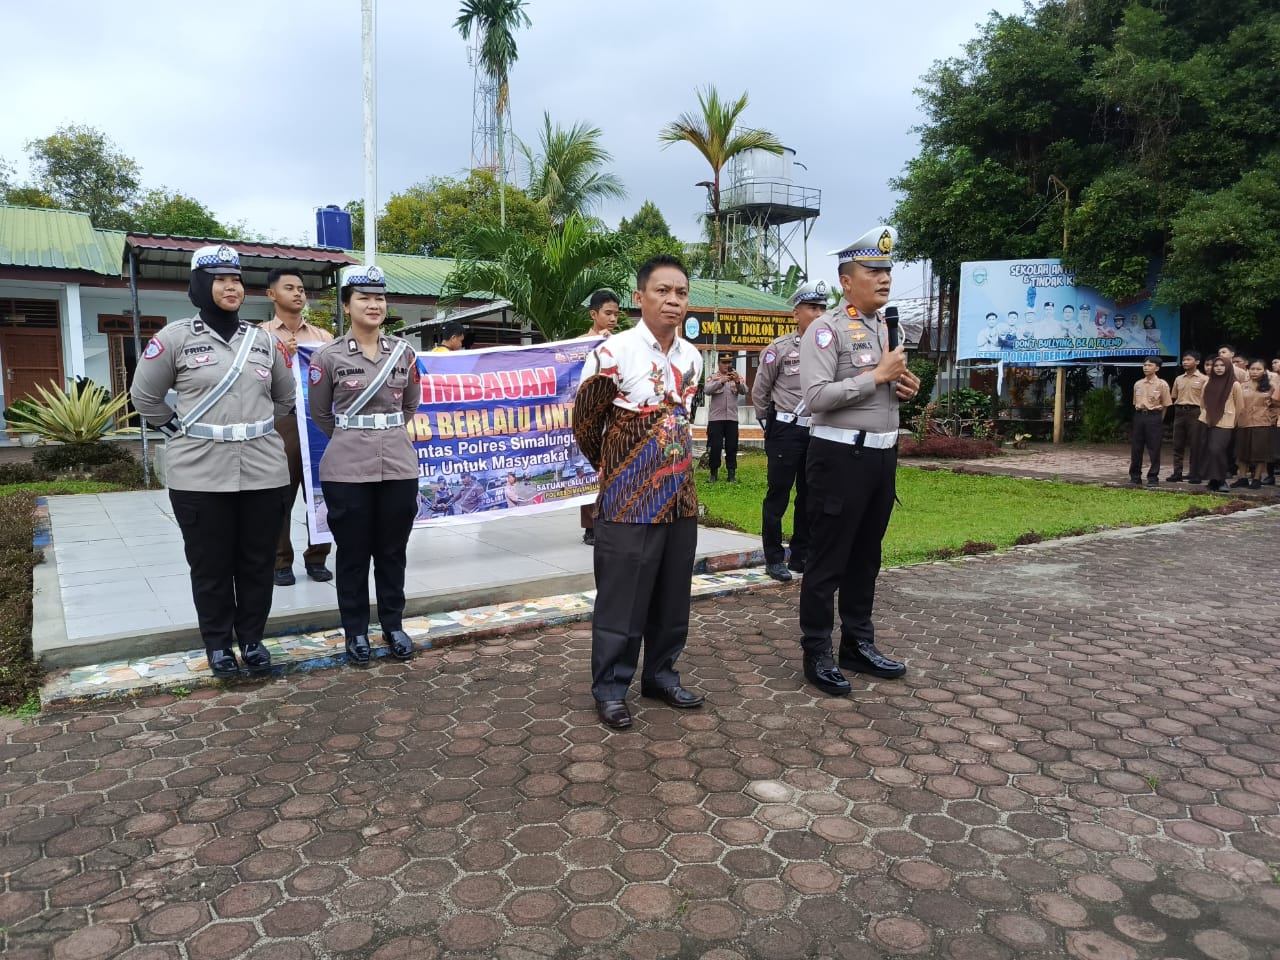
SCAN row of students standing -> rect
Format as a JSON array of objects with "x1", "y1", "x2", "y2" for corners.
[{"x1": 131, "y1": 247, "x2": 421, "y2": 677}]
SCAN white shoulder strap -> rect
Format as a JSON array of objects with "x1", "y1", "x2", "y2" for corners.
[
  {"x1": 346, "y1": 341, "x2": 410, "y2": 418},
  {"x1": 179, "y1": 326, "x2": 263, "y2": 430}
]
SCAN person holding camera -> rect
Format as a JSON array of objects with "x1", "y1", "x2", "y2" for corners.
[{"x1": 705, "y1": 352, "x2": 744, "y2": 483}]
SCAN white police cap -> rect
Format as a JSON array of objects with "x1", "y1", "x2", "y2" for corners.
[
  {"x1": 340, "y1": 263, "x2": 387, "y2": 293},
  {"x1": 191, "y1": 244, "x2": 241, "y2": 275},
  {"x1": 828, "y1": 226, "x2": 897, "y2": 268},
  {"x1": 788, "y1": 279, "x2": 829, "y2": 307}
]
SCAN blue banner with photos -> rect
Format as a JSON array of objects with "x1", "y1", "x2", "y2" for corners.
[
  {"x1": 294, "y1": 338, "x2": 602, "y2": 543},
  {"x1": 957, "y1": 259, "x2": 1179, "y2": 364}
]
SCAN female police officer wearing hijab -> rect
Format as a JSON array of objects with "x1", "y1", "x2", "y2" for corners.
[
  {"x1": 131, "y1": 244, "x2": 295, "y2": 678},
  {"x1": 308, "y1": 264, "x2": 422, "y2": 665}
]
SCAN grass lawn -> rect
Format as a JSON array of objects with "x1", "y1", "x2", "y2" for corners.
[{"x1": 698, "y1": 450, "x2": 1202, "y2": 567}]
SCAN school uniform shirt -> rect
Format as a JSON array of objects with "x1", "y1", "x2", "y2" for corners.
[
  {"x1": 1171, "y1": 371, "x2": 1207, "y2": 406},
  {"x1": 801, "y1": 298, "x2": 898, "y2": 434},
  {"x1": 574, "y1": 321, "x2": 701, "y2": 524},
  {"x1": 1132, "y1": 377, "x2": 1171, "y2": 412},
  {"x1": 308, "y1": 334, "x2": 421, "y2": 483},
  {"x1": 752, "y1": 331, "x2": 805, "y2": 420},
  {"x1": 1200, "y1": 382, "x2": 1245, "y2": 429},
  {"x1": 263, "y1": 316, "x2": 334, "y2": 351},
  {"x1": 131, "y1": 317, "x2": 294, "y2": 491},
  {"x1": 1236, "y1": 383, "x2": 1275, "y2": 429}
]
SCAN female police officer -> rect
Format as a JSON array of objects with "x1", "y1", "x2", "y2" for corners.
[
  {"x1": 308, "y1": 264, "x2": 422, "y2": 664},
  {"x1": 131, "y1": 244, "x2": 294, "y2": 678}
]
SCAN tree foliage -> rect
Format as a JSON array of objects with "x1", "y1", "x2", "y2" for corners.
[
  {"x1": 349, "y1": 170, "x2": 552, "y2": 258},
  {"x1": 131, "y1": 188, "x2": 239, "y2": 238},
  {"x1": 892, "y1": 0, "x2": 1280, "y2": 338},
  {"x1": 616, "y1": 200, "x2": 684, "y2": 264},
  {"x1": 441, "y1": 214, "x2": 632, "y2": 342},
  {"x1": 518, "y1": 112, "x2": 625, "y2": 225},
  {"x1": 24, "y1": 124, "x2": 140, "y2": 229}
]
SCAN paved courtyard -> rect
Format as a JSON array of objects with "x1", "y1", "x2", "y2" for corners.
[{"x1": 3, "y1": 506, "x2": 1279, "y2": 959}]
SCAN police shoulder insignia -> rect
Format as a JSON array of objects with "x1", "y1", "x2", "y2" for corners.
[
  {"x1": 814, "y1": 328, "x2": 834, "y2": 349},
  {"x1": 762, "y1": 348, "x2": 777, "y2": 365},
  {"x1": 846, "y1": 305, "x2": 860, "y2": 320},
  {"x1": 142, "y1": 338, "x2": 164, "y2": 360},
  {"x1": 308, "y1": 365, "x2": 323, "y2": 385}
]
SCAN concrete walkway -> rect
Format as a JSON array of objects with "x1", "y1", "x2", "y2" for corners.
[
  {"x1": 33, "y1": 492, "x2": 763, "y2": 669},
  {"x1": 3, "y1": 505, "x2": 1279, "y2": 959}
]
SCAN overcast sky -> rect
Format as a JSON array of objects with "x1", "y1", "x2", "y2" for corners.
[{"x1": 3, "y1": 0, "x2": 1025, "y2": 301}]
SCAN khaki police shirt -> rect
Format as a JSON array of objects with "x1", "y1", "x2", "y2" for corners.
[
  {"x1": 751, "y1": 331, "x2": 804, "y2": 420},
  {"x1": 704, "y1": 371, "x2": 743, "y2": 421},
  {"x1": 131, "y1": 317, "x2": 293, "y2": 491},
  {"x1": 1171, "y1": 371, "x2": 1207, "y2": 407},
  {"x1": 801, "y1": 298, "x2": 898, "y2": 434},
  {"x1": 1133, "y1": 377, "x2": 1171, "y2": 412},
  {"x1": 308, "y1": 334, "x2": 421, "y2": 483}
]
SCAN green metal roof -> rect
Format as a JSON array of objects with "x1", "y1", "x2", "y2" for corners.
[
  {"x1": 347, "y1": 250, "x2": 456, "y2": 297},
  {"x1": 0, "y1": 205, "x2": 122, "y2": 274},
  {"x1": 688, "y1": 278, "x2": 789, "y2": 312}
]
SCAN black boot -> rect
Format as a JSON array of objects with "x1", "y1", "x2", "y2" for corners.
[{"x1": 727, "y1": 469, "x2": 738, "y2": 484}]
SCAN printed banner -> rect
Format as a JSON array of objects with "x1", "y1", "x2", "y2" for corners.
[
  {"x1": 957, "y1": 259, "x2": 1180, "y2": 364},
  {"x1": 295, "y1": 338, "x2": 602, "y2": 543}
]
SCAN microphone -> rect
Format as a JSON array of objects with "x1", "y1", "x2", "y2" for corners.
[{"x1": 884, "y1": 305, "x2": 900, "y2": 350}]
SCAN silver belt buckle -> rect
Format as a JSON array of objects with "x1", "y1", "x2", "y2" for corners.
[
  {"x1": 372, "y1": 413, "x2": 387, "y2": 429},
  {"x1": 230, "y1": 423, "x2": 247, "y2": 441}
]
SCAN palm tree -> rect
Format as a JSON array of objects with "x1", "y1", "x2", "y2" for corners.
[
  {"x1": 454, "y1": 0, "x2": 531, "y2": 226},
  {"x1": 518, "y1": 112, "x2": 626, "y2": 226},
  {"x1": 658, "y1": 85, "x2": 784, "y2": 273},
  {"x1": 441, "y1": 214, "x2": 633, "y2": 343}
]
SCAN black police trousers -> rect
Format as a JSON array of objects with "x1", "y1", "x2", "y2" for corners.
[
  {"x1": 798, "y1": 438, "x2": 897, "y2": 658},
  {"x1": 322, "y1": 478, "x2": 418, "y2": 638},
  {"x1": 590, "y1": 517, "x2": 697, "y2": 701},
  {"x1": 761, "y1": 421, "x2": 810, "y2": 566},
  {"x1": 169, "y1": 486, "x2": 287, "y2": 655},
  {"x1": 706, "y1": 418, "x2": 739, "y2": 475}
]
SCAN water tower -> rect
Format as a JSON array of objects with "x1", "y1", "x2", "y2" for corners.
[{"x1": 719, "y1": 146, "x2": 820, "y2": 292}]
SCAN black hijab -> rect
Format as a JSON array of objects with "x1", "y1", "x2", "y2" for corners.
[{"x1": 188, "y1": 268, "x2": 241, "y2": 342}]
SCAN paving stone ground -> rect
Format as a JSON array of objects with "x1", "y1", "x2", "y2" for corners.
[{"x1": 3, "y1": 506, "x2": 1280, "y2": 960}]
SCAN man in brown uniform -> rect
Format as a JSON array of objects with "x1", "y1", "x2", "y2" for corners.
[
  {"x1": 1130, "y1": 357, "x2": 1172, "y2": 486},
  {"x1": 1168, "y1": 350, "x2": 1207, "y2": 484},
  {"x1": 263, "y1": 267, "x2": 334, "y2": 585}
]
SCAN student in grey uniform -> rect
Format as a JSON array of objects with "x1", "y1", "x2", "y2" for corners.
[
  {"x1": 308, "y1": 264, "x2": 422, "y2": 665},
  {"x1": 131, "y1": 244, "x2": 294, "y2": 678},
  {"x1": 752, "y1": 279, "x2": 828, "y2": 582},
  {"x1": 797, "y1": 226, "x2": 921, "y2": 697}
]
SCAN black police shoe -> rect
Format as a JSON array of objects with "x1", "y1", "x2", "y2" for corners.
[
  {"x1": 273, "y1": 567, "x2": 296, "y2": 586},
  {"x1": 207, "y1": 648, "x2": 239, "y2": 678},
  {"x1": 1165, "y1": 473, "x2": 1183, "y2": 482},
  {"x1": 839, "y1": 641, "x2": 907, "y2": 679},
  {"x1": 239, "y1": 641, "x2": 272, "y2": 674},
  {"x1": 765, "y1": 562, "x2": 792, "y2": 582},
  {"x1": 596, "y1": 699, "x2": 632, "y2": 729},
  {"x1": 346, "y1": 634, "x2": 372, "y2": 665},
  {"x1": 640, "y1": 684, "x2": 704, "y2": 708},
  {"x1": 386, "y1": 629, "x2": 414, "y2": 661},
  {"x1": 787, "y1": 557, "x2": 806, "y2": 574},
  {"x1": 803, "y1": 655, "x2": 851, "y2": 697},
  {"x1": 306, "y1": 565, "x2": 333, "y2": 582}
]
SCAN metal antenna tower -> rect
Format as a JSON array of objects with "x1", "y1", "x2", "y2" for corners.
[{"x1": 468, "y1": 33, "x2": 510, "y2": 178}]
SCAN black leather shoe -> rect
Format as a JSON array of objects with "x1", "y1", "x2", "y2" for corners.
[
  {"x1": 346, "y1": 634, "x2": 372, "y2": 665},
  {"x1": 765, "y1": 562, "x2": 793, "y2": 582},
  {"x1": 582, "y1": 528, "x2": 595, "y2": 546},
  {"x1": 1187, "y1": 476, "x2": 1203, "y2": 485},
  {"x1": 1146, "y1": 478, "x2": 1158, "y2": 487},
  {"x1": 596, "y1": 700, "x2": 632, "y2": 729},
  {"x1": 306, "y1": 564, "x2": 333, "y2": 582},
  {"x1": 1165, "y1": 473, "x2": 1183, "y2": 482},
  {"x1": 640, "y1": 684, "x2": 704, "y2": 708},
  {"x1": 386, "y1": 629, "x2": 414, "y2": 661},
  {"x1": 839, "y1": 641, "x2": 907, "y2": 680},
  {"x1": 803, "y1": 656, "x2": 851, "y2": 697},
  {"x1": 239, "y1": 641, "x2": 272, "y2": 673},
  {"x1": 1230, "y1": 477, "x2": 1250, "y2": 488},
  {"x1": 273, "y1": 567, "x2": 296, "y2": 586},
  {"x1": 207, "y1": 648, "x2": 239, "y2": 678},
  {"x1": 787, "y1": 557, "x2": 805, "y2": 574},
  {"x1": 1263, "y1": 475, "x2": 1275, "y2": 486}
]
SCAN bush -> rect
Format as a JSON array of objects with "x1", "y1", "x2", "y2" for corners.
[
  {"x1": 1079, "y1": 387, "x2": 1122, "y2": 442},
  {"x1": 0, "y1": 463, "x2": 46, "y2": 485},
  {"x1": 899, "y1": 357, "x2": 939, "y2": 424},
  {"x1": 0, "y1": 491, "x2": 42, "y2": 709},
  {"x1": 935, "y1": 387, "x2": 993, "y2": 420},
  {"x1": 6, "y1": 378, "x2": 136, "y2": 444},
  {"x1": 90, "y1": 459, "x2": 145, "y2": 488},
  {"x1": 34, "y1": 442, "x2": 133, "y2": 474},
  {"x1": 900, "y1": 436, "x2": 1001, "y2": 458}
]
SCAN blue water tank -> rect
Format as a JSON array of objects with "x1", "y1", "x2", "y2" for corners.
[{"x1": 316, "y1": 205, "x2": 353, "y2": 249}]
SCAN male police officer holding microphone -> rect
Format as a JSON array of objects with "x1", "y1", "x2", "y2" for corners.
[
  {"x1": 796, "y1": 227, "x2": 919, "y2": 696},
  {"x1": 752, "y1": 279, "x2": 828, "y2": 582}
]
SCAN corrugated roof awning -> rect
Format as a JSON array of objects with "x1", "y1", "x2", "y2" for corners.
[{"x1": 124, "y1": 234, "x2": 357, "y2": 291}]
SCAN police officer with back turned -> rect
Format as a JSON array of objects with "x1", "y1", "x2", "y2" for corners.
[
  {"x1": 752, "y1": 279, "x2": 828, "y2": 582},
  {"x1": 796, "y1": 227, "x2": 920, "y2": 697},
  {"x1": 131, "y1": 244, "x2": 295, "y2": 678}
]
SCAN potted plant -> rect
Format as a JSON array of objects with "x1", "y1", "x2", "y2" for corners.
[{"x1": 3, "y1": 398, "x2": 41, "y2": 445}]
